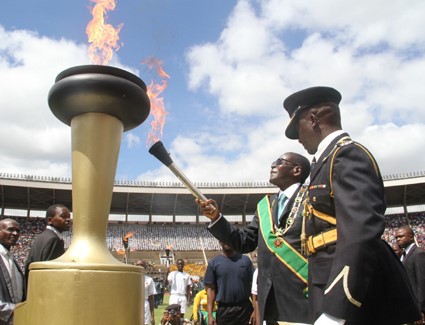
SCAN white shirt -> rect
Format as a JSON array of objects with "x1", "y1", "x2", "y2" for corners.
[
  {"x1": 144, "y1": 275, "x2": 157, "y2": 299},
  {"x1": 251, "y1": 268, "x2": 258, "y2": 295},
  {"x1": 143, "y1": 275, "x2": 156, "y2": 325},
  {"x1": 314, "y1": 130, "x2": 346, "y2": 162},
  {"x1": 210, "y1": 182, "x2": 302, "y2": 228},
  {"x1": 46, "y1": 225, "x2": 63, "y2": 240},
  {"x1": 280, "y1": 182, "x2": 300, "y2": 206},
  {"x1": 167, "y1": 271, "x2": 192, "y2": 295}
]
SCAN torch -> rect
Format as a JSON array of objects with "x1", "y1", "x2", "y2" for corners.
[{"x1": 149, "y1": 141, "x2": 208, "y2": 202}]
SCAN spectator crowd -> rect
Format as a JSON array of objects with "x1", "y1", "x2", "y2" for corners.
[{"x1": 3, "y1": 212, "x2": 424, "y2": 273}]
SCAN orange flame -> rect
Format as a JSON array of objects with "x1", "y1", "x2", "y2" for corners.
[
  {"x1": 86, "y1": 0, "x2": 123, "y2": 65},
  {"x1": 124, "y1": 231, "x2": 134, "y2": 239},
  {"x1": 143, "y1": 57, "x2": 170, "y2": 146}
]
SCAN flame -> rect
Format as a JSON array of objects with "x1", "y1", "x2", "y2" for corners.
[
  {"x1": 143, "y1": 57, "x2": 170, "y2": 146},
  {"x1": 86, "y1": 0, "x2": 123, "y2": 65},
  {"x1": 116, "y1": 248, "x2": 126, "y2": 255},
  {"x1": 123, "y1": 231, "x2": 134, "y2": 239}
]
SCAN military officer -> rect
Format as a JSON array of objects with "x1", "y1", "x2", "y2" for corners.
[{"x1": 283, "y1": 86, "x2": 421, "y2": 325}]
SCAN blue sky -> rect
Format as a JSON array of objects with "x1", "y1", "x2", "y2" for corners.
[{"x1": 1, "y1": 0, "x2": 425, "y2": 183}]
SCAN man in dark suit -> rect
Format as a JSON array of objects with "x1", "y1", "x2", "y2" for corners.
[
  {"x1": 197, "y1": 152, "x2": 311, "y2": 324},
  {"x1": 24, "y1": 204, "x2": 71, "y2": 283},
  {"x1": 396, "y1": 225, "x2": 425, "y2": 323},
  {"x1": 283, "y1": 86, "x2": 421, "y2": 324},
  {"x1": 0, "y1": 218, "x2": 25, "y2": 325}
]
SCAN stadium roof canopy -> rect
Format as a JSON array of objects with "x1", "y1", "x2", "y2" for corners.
[{"x1": 1, "y1": 171, "x2": 425, "y2": 222}]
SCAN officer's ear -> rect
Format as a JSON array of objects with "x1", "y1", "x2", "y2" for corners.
[
  {"x1": 310, "y1": 113, "x2": 320, "y2": 127},
  {"x1": 307, "y1": 108, "x2": 321, "y2": 128}
]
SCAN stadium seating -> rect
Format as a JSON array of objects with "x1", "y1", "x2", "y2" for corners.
[{"x1": 5, "y1": 213, "x2": 425, "y2": 273}]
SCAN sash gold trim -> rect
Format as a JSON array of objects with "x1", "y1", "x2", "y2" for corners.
[{"x1": 258, "y1": 196, "x2": 308, "y2": 285}]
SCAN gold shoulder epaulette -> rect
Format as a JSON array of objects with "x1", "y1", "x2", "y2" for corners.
[{"x1": 337, "y1": 136, "x2": 353, "y2": 147}]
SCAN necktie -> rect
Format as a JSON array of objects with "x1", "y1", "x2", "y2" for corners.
[
  {"x1": 7, "y1": 252, "x2": 19, "y2": 303},
  {"x1": 275, "y1": 194, "x2": 288, "y2": 225},
  {"x1": 310, "y1": 157, "x2": 317, "y2": 173}
]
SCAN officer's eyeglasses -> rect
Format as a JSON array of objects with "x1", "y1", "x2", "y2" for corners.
[{"x1": 271, "y1": 158, "x2": 296, "y2": 168}]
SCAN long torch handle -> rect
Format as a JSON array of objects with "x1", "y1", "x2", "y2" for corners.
[
  {"x1": 168, "y1": 163, "x2": 208, "y2": 202},
  {"x1": 148, "y1": 141, "x2": 209, "y2": 202}
]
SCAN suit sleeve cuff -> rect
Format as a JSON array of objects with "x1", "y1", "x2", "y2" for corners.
[
  {"x1": 207, "y1": 214, "x2": 222, "y2": 228},
  {"x1": 314, "y1": 313, "x2": 345, "y2": 325}
]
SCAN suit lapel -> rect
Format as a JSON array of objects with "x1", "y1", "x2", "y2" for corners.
[
  {"x1": 270, "y1": 194, "x2": 279, "y2": 225},
  {"x1": 404, "y1": 245, "x2": 417, "y2": 263},
  {"x1": 0, "y1": 255, "x2": 15, "y2": 301}
]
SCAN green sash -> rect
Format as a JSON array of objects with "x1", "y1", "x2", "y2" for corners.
[{"x1": 258, "y1": 195, "x2": 308, "y2": 285}]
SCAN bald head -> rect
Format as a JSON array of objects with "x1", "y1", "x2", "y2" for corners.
[{"x1": 287, "y1": 152, "x2": 311, "y2": 183}]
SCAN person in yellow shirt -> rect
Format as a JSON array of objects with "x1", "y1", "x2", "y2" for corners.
[{"x1": 192, "y1": 288, "x2": 217, "y2": 325}]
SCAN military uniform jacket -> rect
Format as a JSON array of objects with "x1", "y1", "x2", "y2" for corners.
[
  {"x1": 307, "y1": 132, "x2": 420, "y2": 324},
  {"x1": 208, "y1": 186, "x2": 309, "y2": 324}
]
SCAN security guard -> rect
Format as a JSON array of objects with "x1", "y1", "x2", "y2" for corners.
[{"x1": 283, "y1": 86, "x2": 420, "y2": 325}]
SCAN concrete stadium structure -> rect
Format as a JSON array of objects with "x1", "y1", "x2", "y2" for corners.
[{"x1": 1, "y1": 170, "x2": 425, "y2": 223}]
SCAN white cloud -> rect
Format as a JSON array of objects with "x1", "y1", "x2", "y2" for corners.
[
  {"x1": 0, "y1": 27, "x2": 83, "y2": 176},
  {"x1": 187, "y1": 1, "x2": 287, "y2": 116},
  {"x1": 184, "y1": 0, "x2": 425, "y2": 181},
  {"x1": 0, "y1": 26, "x2": 141, "y2": 178},
  {"x1": 125, "y1": 133, "x2": 141, "y2": 149},
  {"x1": 2, "y1": 0, "x2": 425, "y2": 184},
  {"x1": 357, "y1": 123, "x2": 425, "y2": 176}
]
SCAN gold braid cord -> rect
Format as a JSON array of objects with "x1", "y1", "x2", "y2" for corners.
[{"x1": 301, "y1": 195, "x2": 310, "y2": 257}]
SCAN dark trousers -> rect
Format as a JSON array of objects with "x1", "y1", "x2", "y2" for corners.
[{"x1": 216, "y1": 301, "x2": 253, "y2": 325}]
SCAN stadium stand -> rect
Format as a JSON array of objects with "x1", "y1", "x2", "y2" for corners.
[
  {"x1": 0, "y1": 172, "x2": 424, "y2": 276},
  {"x1": 5, "y1": 213, "x2": 424, "y2": 274}
]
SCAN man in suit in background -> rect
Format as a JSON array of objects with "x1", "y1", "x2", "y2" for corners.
[
  {"x1": 24, "y1": 204, "x2": 71, "y2": 283},
  {"x1": 396, "y1": 225, "x2": 425, "y2": 324},
  {"x1": 284, "y1": 86, "x2": 420, "y2": 324},
  {"x1": 0, "y1": 218, "x2": 25, "y2": 325},
  {"x1": 197, "y1": 152, "x2": 310, "y2": 324}
]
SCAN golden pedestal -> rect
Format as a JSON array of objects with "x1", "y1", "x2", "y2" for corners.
[{"x1": 15, "y1": 65, "x2": 150, "y2": 325}]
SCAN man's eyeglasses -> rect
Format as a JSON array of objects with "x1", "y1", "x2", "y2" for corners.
[
  {"x1": 0, "y1": 228, "x2": 20, "y2": 235},
  {"x1": 271, "y1": 158, "x2": 296, "y2": 168}
]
